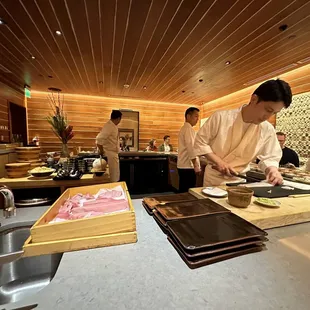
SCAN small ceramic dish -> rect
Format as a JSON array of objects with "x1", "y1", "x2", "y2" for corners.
[
  {"x1": 254, "y1": 197, "x2": 281, "y2": 208},
  {"x1": 202, "y1": 187, "x2": 228, "y2": 198},
  {"x1": 226, "y1": 186, "x2": 254, "y2": 208}
]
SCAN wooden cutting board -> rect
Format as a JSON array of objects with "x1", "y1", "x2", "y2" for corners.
[{"x1": 190, "y1": 187, "x2": 310, "y2": 229}]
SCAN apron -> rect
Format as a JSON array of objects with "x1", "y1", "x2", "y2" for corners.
[
  {"x1": 204, "y1": 111, "x2": 261, "y2": 186},
  {"x1": 106, "y1": 151, "x2": 120, "y2": 182}
]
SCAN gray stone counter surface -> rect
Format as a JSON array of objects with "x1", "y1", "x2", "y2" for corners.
[{"x1": 1, "y1": 200, "x2": 310, "y2": 310}]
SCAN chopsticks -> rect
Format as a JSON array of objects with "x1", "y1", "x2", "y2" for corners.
[{"x1": 288, "y1": 194, "x2": 310, "y2": 198}]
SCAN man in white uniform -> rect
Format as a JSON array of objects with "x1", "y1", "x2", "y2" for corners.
[
  {"x1": 193, "y1": 79, "x2": 292, "y2": 186},
  {"x1": 96, "y1": 110, "x2": 122, "y2": 182},
  {"x1": 177, "y1": 107, "x2": 201, "y2": 192}
]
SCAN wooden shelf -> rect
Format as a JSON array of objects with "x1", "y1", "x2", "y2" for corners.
[{"x1": 0, "y1": 172, "x2": 110, "y2": 193}]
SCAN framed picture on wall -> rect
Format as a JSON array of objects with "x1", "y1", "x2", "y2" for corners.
[{"x1": 119, "y1": 129, "x2": 134, "y2": 147}]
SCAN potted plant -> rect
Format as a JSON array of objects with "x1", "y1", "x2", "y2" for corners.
[{"x1": 46, "y1": 91, "x2": 74, "y2": 158}]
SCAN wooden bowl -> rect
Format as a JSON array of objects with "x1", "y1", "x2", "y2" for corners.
[
  {"x1": 226, "y1": 186, "x2": 254, "y2": 208},
  {"x1": 5, "y1": 162, "x2": 31, "y2": 178}
]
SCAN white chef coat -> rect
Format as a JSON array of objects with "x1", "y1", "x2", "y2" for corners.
[
  {"x1": 96, "y1": 120, "x2": 119, "y2": 153},
  {"x1": 177, "y1": 122, "x2": 199, "y2": 169},
  {"x1": 193, "y1": 107, "x2": 282, "y2": 186},
  {"x1": 96, "y1": 120, "x2": 120, "y2": 182}
]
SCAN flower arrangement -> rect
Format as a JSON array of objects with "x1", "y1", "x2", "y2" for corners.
[{"x1": 46, "y1": 91, "x2": 74, "y2": 157}]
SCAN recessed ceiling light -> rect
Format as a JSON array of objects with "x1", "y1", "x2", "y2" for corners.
[
  {"x1": 55, "y1": 30, "x2": 62, "y2": 36},
  {"x1": 279, "y1": 24, "x2": 288, "y2": 32},
  {"x1": 124, "y1": 84, "x2": 130, "y2": 88},
  {"x1": 48, "y1": 75, "x2": 53, "y2": 78},
  {"x1": 0, "y1": 18, "x2": 7, "y2": 25},
  {"x1": 225, "y1": 61, "x2": 231, "y2": 65},
  {"x1": 143, "y1": 85, "x2": 147, "y2": 90},
  {"x1": 31, "y1": 56, "x2": 36, "y2": 60},
  {"x1": 199, "y1": 79, "x2": 203, "y2": 82},
  {"x1": 182, "y1": 90, "x2": 185, "y2": 93},
  {"x1": 98, "y1": 80, "x2": 103, "y2": 84},
  {"x1": 48, "y1": 87, "x2": 62, "y2": 92},
  {"x1": 297, "y1": 56, "x2": 310, "y2": 64}
]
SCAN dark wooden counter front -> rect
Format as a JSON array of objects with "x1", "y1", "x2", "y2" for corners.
[
  {"x1": 119, "y1": 152, "x2": 172, "y2": 194},
  {"x1": 118, "y1": 152, "x2": 206, "y2": 194}
]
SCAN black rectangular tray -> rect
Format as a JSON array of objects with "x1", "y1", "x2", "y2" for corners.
[
  {"x1": 168, "y1": 236, "x2": 265, "y2": 269},
  {"x1": 155, "y1": 198, "x2": 230, "y2": 220},
  {"x1": 143, "y1": 193, "x2": 198, "y2": 210},
  {"x1": 167, "y1": 212, "x2": 267, "y2": 251},
  {"x1": 153, "y1": 210, "x2": 169, "y2": 234},
  {"x1": 168, "y1": 232, "x2": 267, "y2": 258},
  {"x1": 142, "y1": 201, "x2": 154, "y2": 216}
]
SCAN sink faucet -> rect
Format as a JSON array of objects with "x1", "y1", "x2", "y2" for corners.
[{"x1": 0, "y1": 185, "x2": 16, "y2": 220}]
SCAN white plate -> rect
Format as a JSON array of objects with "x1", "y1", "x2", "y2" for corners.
[{"x1": 202, "y1": 187, "x2": 228, "y2": 198}]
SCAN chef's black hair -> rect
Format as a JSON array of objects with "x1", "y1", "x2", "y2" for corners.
[
  {"x1": 111, "y1": 110, "x2": 122, "y2": 120},
  {"x1": 163, "y1": 135, "x2": 170, "y2": 140},
  {"x1": 185, "y1": 107, "x2": 200, "y2": 118},
  {"x1": 253, "y1": 79, "x2": 292, "y2": 108}
]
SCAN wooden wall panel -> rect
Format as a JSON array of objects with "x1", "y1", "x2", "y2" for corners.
[
  {"x1": 0, "y1": 81, "x2": 24, "y2": 142},
  {"x1": 201, "y1": 63, "x2": 310, "y2": 127},
  {"x1": 27, "y1": 91, "x2": 199, "y2": 153}
]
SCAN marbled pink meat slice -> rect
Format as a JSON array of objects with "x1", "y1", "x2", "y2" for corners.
[
  {"x1": 97, "y1": 189, "x2": 123, "y2": 199},
  {"x1": 58, "y1": 201, "x2": 73, "y2": 213},
  {"x1": 84, "y1": 193, "x2": 95, "y2": 200},
  {"x1": 71, "y1": 199, "x2": 129, "y2": 214},
  {"x1": 51, "y1": 187, "x2": 128, "y2": 222}
]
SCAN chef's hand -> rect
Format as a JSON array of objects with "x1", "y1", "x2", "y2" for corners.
[
  {"x1": 212, "y1": 159, "x2": 237, "y2": 177},
  {"x1": 265, "y1": 166, "x2": 283, "y2": 185},
  {"x1": 194, "y1": 165, "x2": 201, "y2": 175}
]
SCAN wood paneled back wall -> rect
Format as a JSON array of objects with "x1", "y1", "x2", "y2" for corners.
[
  {"x1": 27, "y1": 91, "x2": 199, "y2": 153},
  {"x1": 201, "y1": 63, "x2": 310, "y2": 126}
]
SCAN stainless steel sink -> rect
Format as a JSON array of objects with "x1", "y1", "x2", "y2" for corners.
[{"x1": 0, "y1": 222, "x2": 63, "y2": 305}]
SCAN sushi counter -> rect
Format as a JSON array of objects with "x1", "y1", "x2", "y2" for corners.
[
  {"x1": 189, "y1": 187, "x2": 310, "y2": 229},
  {"x1": 1, "y1": 198, "x2": 310, "y2": 310},
  {"x1": 1, "y1": 151, "x2": 180, "y2": 195}
]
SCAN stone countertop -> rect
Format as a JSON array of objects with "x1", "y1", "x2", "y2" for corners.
[{"x1": 1, "y1": 201, "x2": 310, "y2": 310}]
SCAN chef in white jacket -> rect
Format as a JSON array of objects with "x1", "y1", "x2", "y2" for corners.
[
  {"x1": 96, "y1": 110, "x2": 122, "y2": 182},
  {"x1": 193, "y1": 79, "x2": 292, "y2": 187},
  {"x1": 177, "y1": 107, "x2": 201, "y2": 192}
]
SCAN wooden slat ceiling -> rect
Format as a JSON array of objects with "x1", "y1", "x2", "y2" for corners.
[{"x1": 1, "y1": 0, "x2": 310, "y2": 105}]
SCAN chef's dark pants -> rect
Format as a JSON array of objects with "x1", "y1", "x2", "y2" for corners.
[{"x1": 178, "y1": 168, "x2": 196, "y2": 193}]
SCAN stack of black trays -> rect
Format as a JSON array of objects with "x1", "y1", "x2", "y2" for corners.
[{"x1": 143, "y1": 195, "x2": 268, "y2": 269}]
